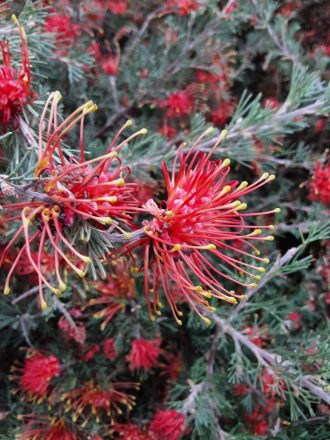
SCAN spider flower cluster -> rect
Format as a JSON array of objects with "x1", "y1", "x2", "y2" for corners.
[
  {"x1": 0, "y1": 92, "x2": 145, "y2": 309},
  {"x1": 0, "y1": 16, "x2": 37, "y2": 128},
  {"x1": 124, "y1": 129, "x2": 280, "y2": 324}
]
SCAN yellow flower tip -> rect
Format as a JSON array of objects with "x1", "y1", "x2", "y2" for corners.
[
  {"x1": 177, "y1": 310, "x2": 183, "y2": 317},
  {"x1": 59, "y1": 282, "x2": 67, "y2": 292},
  {"x1": 41, "y1": 300, "x2": 48, "y2": 311},
  {"x1": 229, "y1": 290, "x2": 236, "y2": 295},
  {"x1": 116, "y1": 178, "x2": 125, "y2": 187},
  {"x1": 229, "y1": 297, "x2": 238, "y2": 304},
  {"x1": 202, "y1": 291, "x2": 212, "y2": 298},
  {"x1": 241, "y1": 294, "x2": 248, "y2": 299},
  {"x1": 172, "y1": 244, "x2": 182, "y2": 251},
  {"x1": 233, "y1": 200, "x2": 241, "y2": 207},
  {"x1": 222, "y1": 158, "x2": 231, "y2": 167},
  {"x1": 157, "y1": 301, "x2": 164, "y2": 308},
  {"x1": 100, "y1": 322, "x2": 106, "y2": 332},
  {"x1": 77, "y1": 270, "x2": 85, "y2": 278},
  {"x1": 220, "y1": 129, "x2": 228, "y2": 139},
  {"x1": 81, "y1": 256, "x2": 91, "y2": 264},
  {"x1": 265, "y1": 235, "x2": 275, "y2": 241},
  {"x1": 123, "y1": 232, "x2": 132, "y2": 239},
  {"x1": 165, "y1": 210, "x2": 174, "y2": 217},
  {"x1": 255, "y1": 275, "x2": 261, "y2": 281},
  {"x1": 125, "y1": 119, "x2": 133, "y2": 127},
  {"x1": 237, "y1": 203, "x2": 247, "y2": 211},
  {"x1": 108, "y1": 151, "x2": 118, "y2": 159},
  {"x1": 257, "y1": 267, "x2": 266, "y2": 273},
  {"x1": 109, "y1": 196, "x2": 118, "y2": 203},
  {"x1": 248, "y1": 283, "x2": 257, "y2": 288},
  {"x1": 207, "y1": 243, "x2": 216, "y2": 250},
  {"x1": 238, "y1": 181, "x2": 248, "y2": 190},
  {"x1": 102, "y1": 217, "x2": 113, "y2": 225},
  {"x1": 131, "y1": 266, "x2": 139, "y2": 273},
  {"x1": 54, "y1": 91, "x2": 62, "y2": 100},
  {"x1": 268, "y1": 174, "x2": 276, "y2": 181},
  {"x1": 254, "y1": 229, "x2": 262, "y2": 236},
  {"x1": 209, "y1": 306, "x2": 217, "y2": 312},
  {"x1": 194, "y1": 285, "x2": 203, "y2": 292},
  {"x1": 12, "y1": 14, "x2": 19, "y2": 25},
  {"x1": 156, "y1": 310, "x2": 162, "y2": 316},
  {"x1": 150, "y1": 315, "x2": 156, "y2": 321},
  {"x1": 203, "y1": 317, "x2": 212, "y2": 325},
  {"x1": 255, "y1": 249, "x2": 261, "y2": 256},
  {"x1": 140, "y1": 128, "x2": 148, "y2": 135},
  {"x1": 262, "y1": 258, "x2": 270, "y2": 264},
  {"x1": 261, "y1": 172, "x2": 270, "y2": 180},
  {"x1": 22, "y1": 217, "x2": 31, "y2": 227},
  {"x1": 4, "y1": 286, "x2": 10, "y2": 295},
  {"x1": 220, "y1": 185, "x2": 231, "y2": 196},
  {"x1": 274, "y1": 208, "x2": 281, "y2": 213},
  {"x1": 206, "y1": 126, "x2": 215, "y2": 134},
  {"x1": 177, "y1": 319, "x2": 183, "y2": 326},
  {"x1": 268, "y1": 224, "x2": 275, "y2": 230}
]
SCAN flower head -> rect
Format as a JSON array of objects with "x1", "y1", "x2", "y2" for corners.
[
  {"x1": 309, "y1": 160, "x2": 330, "y2": 205},
  {"x1": 20, "y1": 415, "x2": 77, "y2": 440},
  {"x1": 121, "y1": 129, "x2": 278, "y2": 324},
  {"x1": 165, "y1": 0, "x2": 201, "y2": 16},
  {"x1": 149, "y1": 410, "x2": 187, "y2": 440},
  {"x1": 62, "y1": 380, "x2": 138, "y2": 424},
  {"x1": 15, "y1": 351, "x2": 60, "y2": 400},
  {"x1": 103, "y1": 337, "x2": 118, "y2": 360},
  {"x1": 126, "y1": 338, "x2": 162, "y2": 371},
  {"x1": 110, "y1": 423, "x2": 151, "y2": 439},
  {"x1": 92, "y1": 41, "x2": 120, "y2": 76},
  {"x1": 0, "y1": 94, "x2": 143, "y2": 308},
  {"x1": 44, "y1": 11, "x2": 80, "y2": 54},
  {"x1": 0, "y1": 16, "x2": 37, "y2": 128},
  {"x1": 159, "y1": 90, "x2": 194, "y2": 118}
]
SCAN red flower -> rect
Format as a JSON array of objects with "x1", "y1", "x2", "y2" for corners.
[
  {"x1": 165, "y1": 0, "x2": 201, "y2": 16},
  {"x1": 0, "y1": 16, "x2": 37, "y2": 129},
  {"x1": 287, "y1": 311, "x2": 302, "y2": 331},
  {"x1": 253, "y1": 420, "x2": 269, "y2": 436},
  {"x1": 92, "y1": 41, "x2": 120, "y2": 76},
  {"x1": 111, "y1": 424, "x2": 151, "y2": 439},
  {"x1": 309, "y1": 161, "x2": 330, "y2": 205},
  {"x1": 103, "y1": 338, "x2": 118, "y2": 360},
  {"x1": 108, "y1": 0, "x2": 128, "y2": 15},
  {"x1": 88, "y1": 260, "x2": 135, "y2": 331},
  {"x1": 224, "y1": 0, "x2": 239, "y2": 15},
  {"x1": 149, "y1": 410, "x2": 187, "y2": 440},
  {"x1": 121, "y1": 129, "x2": 278, "y2": 323},
  {"x1": 159, "y1": 90, "x2": 194, "y2": 118},
  {"x1": 126, "y1": 338, "x2": 162, "y2": 371},
  {"x1": 243, "y1": 325, "x2": 269, "y2": 348},
  {"x1": 210, "y1": 101, "x2": 234, "y2": 127},
  {"x1": 58, "y1": 316, "x2": 86, "y2": 345},
  {"x1": 159, "y1": 125, "x2": 177, "y2": 140},
  {"x1": 83, "y1": 344, "x2": 100, "y2": 361},
  {"x1": 18, "y1": 351, "x2": 60, "y2": 399},
  {"x1": 62, "y1": 380, "x2": 138, "y2": 424},
  {"x1": 20, "y1": 415, "x2": 77, "y2": 440},
  {"x1": 44, "y1": 11, "x2": 80, "y2": 53},
  {"x1": 0, "y1": 95, "x2": 143, "y2": 308}
]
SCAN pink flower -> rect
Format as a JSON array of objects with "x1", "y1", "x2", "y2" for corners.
[{"x1": 103, "y1": 338, "x2": 118, "y2": 360}]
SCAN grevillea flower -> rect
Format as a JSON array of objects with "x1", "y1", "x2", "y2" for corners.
[
  {"x1": 92, "y1": 41, "x2": 121, "y2": 76},
  {"x1": 126, "y1": 338, "x2": 162, "y2": 371},
  {"x1": 120, "y1": 129, "x2": 278, "y2": 324},
  {"x1": 19, "y1": 415, "x2": 77, "y2": 440},
  {"x1": 88, "y1": 259, "x2": 135, "y2": 331},
  {"x1": 165, "y1": 0, "x2": 201, "y2": 16},
  {"x1": 58, "y1": 315, "x2": 86, "y2": 345},
  {"x1": 308, "y1": 160, "x2": 330, "y2": 205},
  {"x1": 110, "y1": 424, "x2": 151, "y2": 439},
  {"x1": 108, "y1": 0, "x2": 128, "y2": 15},
  {"x1": 0, "y1": 93, "x2": 144, "y2": 308},
  {"x1": 0, "y1": 16, "x2": 37, "y2": 129},
  {"x1": 210, "y1": 101, "x2": 234, "y2": 127},
  {"x1": 14, "y1": 351, "x2": 60, "y2": 400},
  {"x1": 62, "y1": 380, "x2": 138, "y2": 424},
  {"x1": 149, "y1": 410, "x2": 187, "y2": 440},
  {"x1": 103, "y1": 337, "x2": 118, "y2": 360},
  {"x1": 44, "y1": 11, "x2": 80, "y2": 54},
  {"x1": 159, "y1": 90, "x2": 194, "y2": 118}
]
